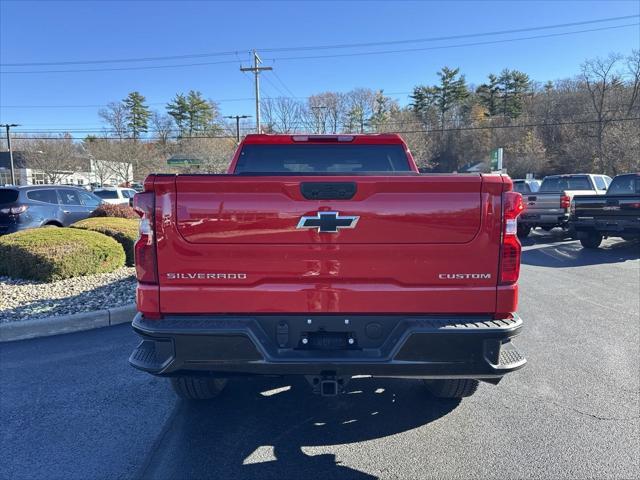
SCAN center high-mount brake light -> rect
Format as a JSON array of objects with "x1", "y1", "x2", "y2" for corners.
[
  {"x1": 132, "y1": 192, "x2": 157, "y2": 284},
  {"x1": 291, "y1": 135, "x2": 354, "y2": 142},
  {"x1": 500, "y1": 191, "x2": 525, "y2": 285}
]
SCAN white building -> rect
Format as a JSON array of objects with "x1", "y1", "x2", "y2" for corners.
[{"x1": 0, "y1": 151, "x2": 132, "y2": 187}]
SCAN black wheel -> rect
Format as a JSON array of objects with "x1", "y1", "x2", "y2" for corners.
[
  {"x1": 517, "y1": 225, "x2": 531, "y2": 238},
  {"x1": 170, "y1": 376, "x2": 227, "y2": 400},
  {"x1": 579, "y1": 232, "x2": 603, "y2": 249},
  {"x1": 423, "y1": 379, "x2": 479, "y2": 398}
]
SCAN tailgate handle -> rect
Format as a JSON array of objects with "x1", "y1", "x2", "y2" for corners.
[
  {"x1": 528, "y1": 196, "x2": 537, "y2": 201},
  {"x1": 301, "y1": 182, "x2": 357, "y2": 200}
]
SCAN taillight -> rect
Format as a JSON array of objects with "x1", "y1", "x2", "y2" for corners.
[
  {"x1": 560, "y1": 193, "x2": 571, "y2": 210},
  {"x1": 132, "y1": 192, "x2": 157, "y2": 284},
  {"x1": 500, "y1": 191, "x2": 524, "y2": 285},
  {"x1": 0, "y1": 205, "x2": 28, "y2": 215}
]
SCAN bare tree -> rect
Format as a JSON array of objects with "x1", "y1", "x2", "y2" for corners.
[
  {"x1": 18, "y1": 134, "x2": 80, "y2": 184},
  {"x1": 98, "y1": 102, "x2": 129, "y2": 139},
  {"x1": 260, "y1": 97, "x2": 302, "y2": 133},
  {"x1": 345, "y1": 88, "x2": 376, "y2": 133},
  {"x1": 173, "y1": 137, "x2": 236, "y2": 173},
  {"x1": 625, "y1": 49, "x2": 640, "y2": 115},
  {"x1": 322, "y1": 92, "x2": 348, "y2": 134},
  {"x1": 151, "y1": 111, "x2": 175, "y2": 144},
  {"x1": 580, "y1": 53, "x2": 624, "y2": 172}
]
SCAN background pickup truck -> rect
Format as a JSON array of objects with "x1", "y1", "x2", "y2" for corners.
[
  {"x1": 518, "y1": 173, "x2": 612, "y2": 238},
  {"x1": 571, "y1": 173, "x2": 640, "y2": 248},
  {"x1": 129, "y1": 134, "x2": 526, "y2": 400}
]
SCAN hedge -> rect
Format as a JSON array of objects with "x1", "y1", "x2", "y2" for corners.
[
  {"x1": 71, "y1": 217, "x2": 139, "y2": 266},
  {"x1": 89, "y1": 203, "x2": 138, "y2": 219},
  {"x1": 0, "y1": 228, "x2": 125, "y2": 282}
]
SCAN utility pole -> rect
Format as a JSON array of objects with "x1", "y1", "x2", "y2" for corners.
[
  {"x1": 224, "y1": 115, "x2": 251, "y2": 143},
  {"x1": 1, "y1": 124, "x2": 20, "y2": 185},
  {"x1": 240, "y1": 50, "x2": 272, "y2": 133}
]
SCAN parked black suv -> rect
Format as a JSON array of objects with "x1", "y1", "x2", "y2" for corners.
[{"x1": 0, "y1": 185, "x2": 102, "y2": 235}]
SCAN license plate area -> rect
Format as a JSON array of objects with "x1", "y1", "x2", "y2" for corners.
[{"x1": 299, "y1": 331, "x2": 356, "y2": 350}]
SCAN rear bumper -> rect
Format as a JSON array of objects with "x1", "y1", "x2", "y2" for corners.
[
  {"x1": 572, "y1": 217, "x2": 640, "y2": 235},
  {"x1": 520, "y1": 212, "x2": 568, "y2": 227},
  {"x1": 129, "y1": 313, "x2": 526, "y2": 380}
]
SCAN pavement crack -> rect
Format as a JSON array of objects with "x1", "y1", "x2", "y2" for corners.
[{"x1": 503, "y1": 388, "x2": 639, "y2": 422}]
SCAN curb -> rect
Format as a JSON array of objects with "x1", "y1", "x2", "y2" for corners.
[{"x1": 0, "y1": 304, "x2": 137, "y2": 343}]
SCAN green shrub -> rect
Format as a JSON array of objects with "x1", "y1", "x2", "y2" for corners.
[
  {"x1": 71, "y1": 217, "x2": 139, "y2": 266},
  {"x1": 0, "y1": 228, "x2": 125, "y2": 282},
  {"x1": 89, "y1": 203, "x2": 138, "y2": 219}
]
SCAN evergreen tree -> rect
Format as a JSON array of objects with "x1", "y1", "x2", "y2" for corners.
[
  {"x1": 499, "y1": 69, "x2": 531, "y2": 118},
  {"x1": 166, "y1": 93, "x2": 190, "y2": 136},
  {"x1": 410, "y1": 67, "x2": 468, "y2": 127},
  {"x1": 167, "y1": 90, "x2": 218, "y2": 136},
  {"x1": 476, "y1": 74, "x2": 501, "y2": 117},
  {"x1": 123, "y1": 91, "x2": 150, "y2": 140},
  {"x1": 476, "y1": 70, "x2": 531, "y2": 118},
  {"x1": 186, "y1": 90, "x2": 215, "y2": 135}
]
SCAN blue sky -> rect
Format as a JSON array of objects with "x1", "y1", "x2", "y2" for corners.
[{"x1": 1, "y1": 0, "x2": 638, "y2": 136}]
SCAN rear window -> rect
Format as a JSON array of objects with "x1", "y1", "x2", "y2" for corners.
[
  {"x1": 94, "y1": 190, "x2": 119, "y2": 199},
  {"x1": 235, "y1": 144, "x2": 412, "y2": 174},
  {"x1": 27, "y1": 189, "x2": 58, "y2": 204},
  {"x1": 607, "y1": 176, "x2": 640, "y2": 195},
  {"x1": 0, "y1": 189, "x2": 19, "y2": 204},
  {"x1": 540, "y1": 176, "x2": 592, "y2": 192},
  {"x1": 594, "y1": 176, "x2": 607, "y2": 191},
  {"x1": 513, "y1": 182, "x2": 531, "y2": 194}
]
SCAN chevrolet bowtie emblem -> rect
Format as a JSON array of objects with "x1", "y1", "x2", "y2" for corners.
[{"x1": 297, "y1": 211, "x2": 359, "y2": 233}]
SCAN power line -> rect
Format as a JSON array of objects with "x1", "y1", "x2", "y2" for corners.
[
  {"x1": 263, "y1": 23, "x2": 639, "y2": 63},
  {"x1": 0, "y1": 58, "x2": 243, "y2": 75},
  {"x1": 10, "y1": 117, "x2": 639, "y2": 140},
  {"x1": 7, "y1": 100, "x2": 637, "y2": 139},
  {"x1": 2, "y1": 22, "x2": 637, "y2": 75},
  {"x1": 270, "y1": 71, "x2": 297, "y2": 98},
  {"x1": 262, "y1": 75, "x2": 290, "y2": 98},
  {"x1": 13, "y1": 106, "x2": 635, "y2": 133},
  {"x1": 259, "y1": 15, "x2": 640, "y2": 53},
  {"x1": 2, "y1": 15, "x2": 636, "y2": 67},
  {"x1": 0, "y1": 91, "x2": 413, "y2": 109}
]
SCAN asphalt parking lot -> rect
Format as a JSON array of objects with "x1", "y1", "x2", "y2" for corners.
[{"x1": 1, "y1": 230, "x2": 639, "y2": 480}]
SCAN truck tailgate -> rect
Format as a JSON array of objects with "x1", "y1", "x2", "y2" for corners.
[
  {"x1": 523, "y1": 193, "x2": 561, "y2": 215},
  {"x1": 152, "y1": 174, "x2": 508, "y2": 315},
  {"x1": 175, "y1": 176, "x2": 481, "y2": 244}
]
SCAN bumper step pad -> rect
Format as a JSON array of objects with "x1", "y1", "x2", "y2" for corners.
[{"x1": 498, "y1": 343, "x2": 526, "y2": 367}]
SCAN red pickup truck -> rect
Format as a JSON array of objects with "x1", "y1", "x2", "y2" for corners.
[{"x1": 129, "y1": 134, "x2": 526, "y2": 399}]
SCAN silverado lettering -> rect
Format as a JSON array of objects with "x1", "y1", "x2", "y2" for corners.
[
  {"x1": 166, "y1": 273, "x2": 248, "y2": 280},
  {"x1": 129, "y1": 134, "x2": 527, "y2": 400}
]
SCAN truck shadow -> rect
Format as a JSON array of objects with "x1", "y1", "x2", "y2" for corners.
[
  {"x1": 521, "y1": 236, "x2": 639, "y2": 268},
  {"x1": 137, "y1": 376, "x2": 459, "y2": 480}
]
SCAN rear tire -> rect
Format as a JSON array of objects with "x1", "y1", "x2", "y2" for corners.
[
  {"x1": 424, "y1": 379, "x2": 479, "y2": 398},
  {"x1": 170, "y1": 376, "x2": 227, "y2": 400},
  {"x1": 517, "y1": 225, "x2": 531, "y2": 238},
  {"x1": 579, "y1": 232, "x2": 603, "y2": 249}
]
